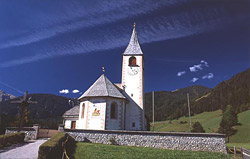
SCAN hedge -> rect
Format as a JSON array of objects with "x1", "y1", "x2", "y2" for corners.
[
  {"x1": 38, "y1": 132, "x2": 76, "y2": 159},
  {"x1": 0, "y1": 132, "x2": 25, "y2": 148}
]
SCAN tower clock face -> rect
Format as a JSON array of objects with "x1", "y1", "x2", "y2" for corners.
[{"x1": 127, "y1": 66, "x2": 139, "y2": 76}]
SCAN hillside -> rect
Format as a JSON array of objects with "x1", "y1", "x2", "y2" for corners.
[
  {"x1": 167, "y1": 68, "x2": 250, "y2": 120},
  {"x1": 0, "y1": 90, "x2": 15, "y2": 102},
  {"x1": 0, "y1": 93, "x2": 77, "y2": 133},
  {"x1": 192, "y1": 68, "x2": 250, "y2": 114},
  {"x1": 145, "y1": 85, "x2": 211, "y2": 121},
  {"x1": 152, "y1": 109, "x2": 250, "y2": 149}
]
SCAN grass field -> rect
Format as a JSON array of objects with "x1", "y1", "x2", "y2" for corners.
[
  {"x1": 73, "y1": 142, "x2": 227, "y2": 159},
  {"x1": 151, "y1": 109, "x2": 250, "y2": 149}
]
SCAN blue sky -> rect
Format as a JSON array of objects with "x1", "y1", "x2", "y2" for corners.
[{"x1": 0, "y1": 0, "x2": 249, "y2": 98}]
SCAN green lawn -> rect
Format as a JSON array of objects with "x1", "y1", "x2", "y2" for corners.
[
  {"x1": 151, "y1": 109, "x2": 250, "y2": 149},
  {"x1": 73, "y1": 142, "x2": 227, "y2": 159}
]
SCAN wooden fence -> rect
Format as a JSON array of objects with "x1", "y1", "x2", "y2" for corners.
[
  {"x1": 38, "y1": 129, "x2": 57, "y2": 138},
  {"x1": 242, "y1": 148, "x2": 250, "y2": 159},
  {"x1": 227, "y1": 147, "x2": 250, "y2": 159}
]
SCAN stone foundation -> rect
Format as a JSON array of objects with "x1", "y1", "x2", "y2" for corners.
[{"x1": 65, "y1": 129, "x2": 226, "y2": 153}]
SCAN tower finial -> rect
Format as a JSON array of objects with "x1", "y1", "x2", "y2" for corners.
[
  {"x1": 102, "y1": 67, "x2": 105, "y2": 74},
  {"x1": 133, "y1": 22, "x2": 136, "y2": 29}
]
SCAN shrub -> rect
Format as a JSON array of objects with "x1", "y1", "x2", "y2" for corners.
[
  {"x1": 191, "y1": 122, "x2": 205, "y2": 133},
  {"x1": 108, "y1": 137, "x2": 117, "y2": 145},
  {"x1": 0, "y1": 132, "x2": 25, "y2": 148},
  {"x1": 38, "y1": 132, "x2": 76, "y2": 159}
]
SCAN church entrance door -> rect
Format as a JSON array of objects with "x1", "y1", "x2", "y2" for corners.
[{"x1": 71, "y1": 121, "x2": 76, "y2": 129}]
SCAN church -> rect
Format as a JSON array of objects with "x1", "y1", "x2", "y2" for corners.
[{"x1": 62, "y1": 23, "x2": 145, "y2": 131}]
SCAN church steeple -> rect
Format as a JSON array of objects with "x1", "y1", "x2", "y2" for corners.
[{"x1": 123, "y1": 23, "x2": 143, "y2": 55}]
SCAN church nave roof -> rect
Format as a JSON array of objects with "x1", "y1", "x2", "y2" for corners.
[{"x1": 78, "y1": 74, "x2": 126, "y2": 100}]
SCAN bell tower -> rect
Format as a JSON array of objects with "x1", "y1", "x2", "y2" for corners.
[{"x1": 121, "y1": 23, "x2": 145, "y2": 130}]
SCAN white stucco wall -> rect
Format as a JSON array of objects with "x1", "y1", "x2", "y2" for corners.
[
  {"x1": 78, "y1": 101, "x2": 88, "y2": 129},
  {"x1": 65, "y1": 120, "x2": 71, "y2": 129},
  {"x1": 122, "y1": 55, "x2": 144, "y2": 130},
  {"x1": 78, "y1": 98, "x2": 106, "y2": 130}
]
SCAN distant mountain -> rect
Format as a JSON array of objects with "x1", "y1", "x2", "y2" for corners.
[
  {"x1": 0, "y1": 90, "x2": 15, "y2": 102},
  {"x1": 0, "y1": 93, "x2": 77, "y2": 133},
  {"x1": 144, "y1": 85, "x2": 211, "y2": 122}
]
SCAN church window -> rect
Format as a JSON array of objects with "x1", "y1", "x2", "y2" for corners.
[
  {"x1": 132, "y1": 122, "x2": 135, "y2": 127},
  {"x1": 129, "y1": 56, "x2": 137, "y2": 66},
  {"x1": 81, "y1": 103, "x2": 85, "y2": 119},
  {"x1": 111, "y1": 102, "x2": 118, "y2": 119}
]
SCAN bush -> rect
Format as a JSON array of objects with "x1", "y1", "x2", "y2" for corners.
[
  {"x1": 38, "y1": 132, "x2": 76, "y2": 159},
  {"x1": 108, "y1": 137, "x2": 117, "y2": 145},
  {"x1": 191, "y1": 122, "x2": 205, "y2": 133},
  {"x1": 0, "y1": 132, "x2": 25, "y2": 148}
]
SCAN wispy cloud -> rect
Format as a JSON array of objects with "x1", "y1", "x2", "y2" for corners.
[
  {"x1": 190, "y1": 77, "x2": 199, "y2": 83},
  {"x1": 202, "y1": 73, "x2": 214, "y2": 79},
  {"x1": 189, "y1": 64, "x2": 203, "y2": 72},
  {"x1": 201, "y1": 60, "x2": 209, "y2": 67},
  {"x1": 0, "y1": 80, "x2": 25, "y2": 94},
  {"x1": 0, "y1": 0, "x2": 249, "y2": 68},
  {"x1": 72, "y1": 89, "x2": 80, "y2": 94},
  {"x1": 59, "y1": 89, "x2": 69, "y2": 94},
  {"x1": 189, "y1": 60, "x2": 209, "y2": 72},
  {"x1": 177, "y1": 71, "x2": 186, "y2": 77}
]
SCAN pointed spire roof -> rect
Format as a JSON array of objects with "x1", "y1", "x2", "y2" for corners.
[
  {"x1": 123, "y1": 23, "x2": 143, "y2": 55},
  {"x1": 78, "y1": 74, "x2": 125, "y2": 100}
]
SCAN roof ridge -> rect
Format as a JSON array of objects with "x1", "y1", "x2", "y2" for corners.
[{"x1": 103, "y1": 74, "x2": 109, "y2": 96}]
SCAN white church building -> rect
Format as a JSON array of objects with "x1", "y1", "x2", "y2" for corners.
[{"x1": 63, "y1": 24, "x2": 145, "y2": 131}]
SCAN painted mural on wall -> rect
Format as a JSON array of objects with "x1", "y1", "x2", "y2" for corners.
[
  {"x1": 88, "y1": 102, "x2": 106, "y2": 130},
  {"x1": 92, "y1": 104, "x2": 101, "y2": 116}
]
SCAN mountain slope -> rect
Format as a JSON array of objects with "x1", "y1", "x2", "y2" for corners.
[
  {"x1": 0, "y1": 93, "x2": 77, "y2": 133},
  {"x1": 192, "y1": 68, "x2": 250, "y2": 114},
  {"x1": 144, "y1": 85, "x2": 211, "y2": 122}
]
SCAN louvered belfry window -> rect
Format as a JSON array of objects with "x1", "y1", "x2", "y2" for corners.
[
  {"x1": 129, "y1": 56, "x2": 137, "y2": 66},
  {"x1": 111, "y1": 102, "x2": 118, "y2": 119},
  {"x1": 81, "y1": 103, "x2": 85, "y2": 119}
]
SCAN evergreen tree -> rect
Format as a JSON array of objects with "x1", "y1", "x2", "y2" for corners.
[
  {"x1": 191, "y1": 122, "x2": 205, "y2": 133},
  {"x1": 218, "y1": 105, "x2": 238, "y2": 142}
]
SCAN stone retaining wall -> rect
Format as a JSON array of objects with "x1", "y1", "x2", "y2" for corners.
[
  {"x1": 65, "y1": 129, "x2": 226, "y2": 153},
  {"x1": 5, "y1": 124, "x2": 39, "y2": 140}
]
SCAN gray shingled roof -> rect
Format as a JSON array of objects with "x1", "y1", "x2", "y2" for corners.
[
  {"x1": 62, "y1": 105, "x2": 79, "y2": 117},
  {"x1": 78, "y1": 74, "x2": 126, "y2": 100},
  {"x1": 123, "y1": 25, "x2": 143, "y2": 55}
]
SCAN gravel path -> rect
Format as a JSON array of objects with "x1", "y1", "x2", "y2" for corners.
[{"x1": 0, "y1": 139, "x2": 47, "y2": 159}]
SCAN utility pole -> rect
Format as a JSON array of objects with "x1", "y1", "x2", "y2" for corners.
[
  {"x1": 152, "y1": 91, "x2": 154, "y2": 131},
  {"x1": 187, "y1": 93, "x2": 192, "y2": 132}
]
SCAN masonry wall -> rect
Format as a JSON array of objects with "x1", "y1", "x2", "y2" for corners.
[
  {"x1": 65, "y1": 129, "x2": 226, "y2": 153},
  {"x1": 5, "y1": 127, "x2": 38, "y2": 140}
]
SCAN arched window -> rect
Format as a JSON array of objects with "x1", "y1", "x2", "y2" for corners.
[
  {"x1": 81, "y1": 103, "x2": 85, "y2": 119},
  {"x1": 129, "y1": 56, "x2": 137, "y2": 66},
  {"x1": 110, "y1": 102, "x2": 118, "y2": 119}
]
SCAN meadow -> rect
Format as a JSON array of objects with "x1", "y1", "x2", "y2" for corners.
[{"x1": 151, "y1": 109, "x2": 250, "y2": 149}]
